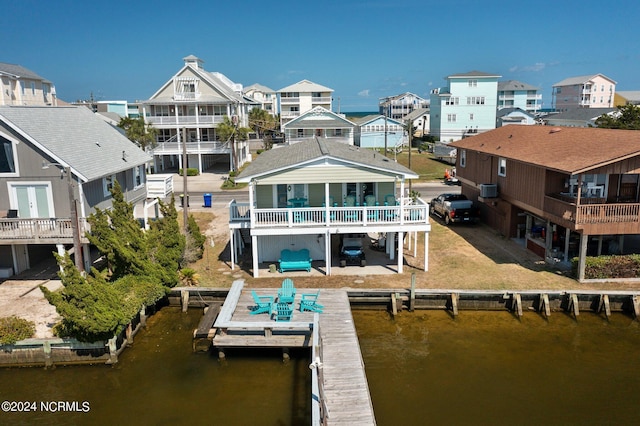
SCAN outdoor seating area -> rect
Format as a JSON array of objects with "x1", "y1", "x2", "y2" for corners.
[
  {"x1": 278, "y1": 248, "x2": 312, "y2": 272},
  {"x1": 248, "y1": 279, "x2": 324, "y2": 321}
]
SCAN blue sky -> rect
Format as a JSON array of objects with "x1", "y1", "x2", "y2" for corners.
[{"x1": 3, "y1": 0, "x2": 639, "y2": 112}]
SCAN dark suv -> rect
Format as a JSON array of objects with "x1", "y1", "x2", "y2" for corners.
[{"x1": 339, "y1": 234, "x2": 366, "y2": 267}]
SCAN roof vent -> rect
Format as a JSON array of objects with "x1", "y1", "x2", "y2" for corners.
[{"x1": 549, "y1": 127, "x2": 562, "y2": 133}]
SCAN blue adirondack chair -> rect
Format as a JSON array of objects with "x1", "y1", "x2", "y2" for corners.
[
  {"x1": 275, "y1": 302, "x2": 293, "y2": 321},
  {"x1": 299, "y1": 290, "x2": 324, "y2": 313},
  {"x1": 278, "y1": 278, "x2": 296, "y2": 304},
  {"x1": 250, "y1": 290, "x2": 274, "y2": 315}
]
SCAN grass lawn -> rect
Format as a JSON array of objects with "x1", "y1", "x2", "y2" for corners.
[{"x1": 393, "y1": 148, "x2": 453, "y2": 182}]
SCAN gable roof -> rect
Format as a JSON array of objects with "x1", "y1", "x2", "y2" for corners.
[
  {"x1": 277, "y1": 79, "x2": 333, "y2": 93},
  {"x1": 283, "y1": 107, "x2": 355, "y2": 129},
  {"x1": 553, "y1": 74, "x2": 617, "y2": 87},
  {"x1": 352, "y1": 115, "x2": 405, "y2": 127},
  {"x1": 0, "y1": 62, "x2": 49, "y2": 82},
  {"x1": 0, "y1": 106, "x2": 151, "y2": 182},
  {"x1": 144, "y1": 60, "x2": 245, "y2": 104},
  {"x1": 448, "y1": 70, "x2": 501, "y2": 79},
  {"x1": 404, "y1": 108, "x2": 430, "y2": 121},
  {"x1": 450, "y1": 125, "x2": 640, "y2": 174},
  {"x1": 237, "y1": 137, "x2": 418, "y2": 182},
  {"x1": 544, "y1": 107, "x2": 614, "y2": 122},
  {"x1": 245, "y1": 83, "x2": 275, "y2": 94},
  {"x1": 497, "y1": 80, "x2": 540, "y2": 91},
  {"x1": 496, "y1": 108, "x2": 534, "y2": 119}
]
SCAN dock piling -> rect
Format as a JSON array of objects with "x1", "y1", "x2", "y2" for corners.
[
  {"x1": 450, "y1": 293, "x2": 459, "y2": 316},
  {"x1": 632, "y1": 295, "x2": 640, "y2": 319},
  {"x1": 540, "y1": 293, "x2": 551, "y2": 318},
  {"x1": 410, "y1": 273, "x2": 416, "y2": 312}
]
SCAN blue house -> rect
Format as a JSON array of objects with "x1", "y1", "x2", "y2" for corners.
[{"x1": 353, "y1": 115, "x2": 407, "y2": 150}]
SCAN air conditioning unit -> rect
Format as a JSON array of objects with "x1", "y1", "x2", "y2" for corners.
[{"x1": 479, "y1": 184, "x2": 498, "y2": 198}]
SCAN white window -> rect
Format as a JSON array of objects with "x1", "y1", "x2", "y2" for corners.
[
  {"x1": 498, "y1": 157, "x2": 507, "y2": 177},
  {"x1": 134, "y1": 165, "x2": 144, "y2": 188},
  {"x1": 467, "y1": 97, "x2": 485, "y2": 105},
  {"x1": 445, "y1": 97, "x2": 459, "y2": 106},
  {"x1": 460, "y1": 149, "x2": 466, "y2": 168},
  {"x1": 469, "y1": 79, "x2": 477, "y2": 87},
  {"x1": 31, "y1": 82, "x2": 36, "y2": 95},
  {"x1": 103, "y1": 174, "x2": 116, "y2": 197},
  {"x1": 469, "y1": 113, "x2": 474, "y2": 121},
  {"x1": 447, "y1": 114, "x2": 457, "y2": 123}
]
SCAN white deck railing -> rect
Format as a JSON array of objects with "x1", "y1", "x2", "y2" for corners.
[{"x1": 229, "y1": 200, "x2": 429, "y2": 228}]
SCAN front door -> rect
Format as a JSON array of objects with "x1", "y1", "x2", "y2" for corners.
[{"x1": 11, "y1": 183, "x2": 53, "y2": 218}]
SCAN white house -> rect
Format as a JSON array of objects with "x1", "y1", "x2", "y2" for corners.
[
  {"x1": 228, "y1": 137, "x2": 430, "y2": 277},
  {"x1": 282, "y1": 107, "x2": 356, "y2": 145},
  {"x1": 277, "y1": 80, "x2": 333, "y2": 127},
  {"x1": 140, "y1": 55, "x2": 255, "y2": 173},
  {"x1": 0, "y1": 62, "x2": 57, "y2": 107}
]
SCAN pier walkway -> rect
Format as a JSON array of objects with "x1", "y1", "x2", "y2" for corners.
[{"x1": 211, "y1": 280, "x2": 376, "y2": 425}]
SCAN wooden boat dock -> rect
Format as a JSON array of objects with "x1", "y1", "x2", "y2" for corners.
[{"x1": 210, "y1": 280, "x2": 376, "y2": 425}]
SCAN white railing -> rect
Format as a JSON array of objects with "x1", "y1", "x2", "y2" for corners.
[
  {"x1": 229, "y1": 201, "x2": 429, "y2": 228},
  {"x1": 147, "y1": 174, "x2": 174, "y2": 198},
  {"x1": 281, "y1": 111, "x2": 300, "y2": 118},
  {"x1": 312, "y1": 97, "x2": 331, "y2": 103},
  {"x1": 145, "y1": 115, "x2": 226, "y2": 126},
  {"x1": 280, "y1": 97, "x2": 300, "y2": 104},
  {"x1": 173, "y1": 92, "x2": 201, "y2": 101},
  {"x1": 0, "y1": 218, "x2": 90, "y2": 241},
  {"x1": 151, "y1": 141, "x2": 230, "y2": 155}
]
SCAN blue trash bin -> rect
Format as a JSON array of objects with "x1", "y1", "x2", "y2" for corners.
[{"x1": 203, "y1": 193, "x2": 212, "y2": 208}]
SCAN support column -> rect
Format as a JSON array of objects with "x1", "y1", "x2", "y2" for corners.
[
  {"x1": 325, "y1": 231, "x2": 331, "y2": 276},
  {"x1": 578, "y1": 233, "x2": 588, "y2": 281},
  {"x1": 229, "y1": 229, "x2": 235, "y2": 270},
  {"x1": 424, "y1": 231, "x2": 429, "y2": 271},
  {"x1": 388, "y1": 233, "x2": 395, "y2": 260},
  {"x1": 56, "y1": 244, "x2": 65, "y2": 272},
  {"x1": 397, "y1": 231, "x2": 404, "y2": 273},
  {"x1": 82, "y1": 244, "x2": 91, "y2": 272},
  {"x1": 563, "y1": 228, "x2": 570, "y2": 262},
  {"x1": 252, "y1": 235, "x2": 259, "y2": 278}
]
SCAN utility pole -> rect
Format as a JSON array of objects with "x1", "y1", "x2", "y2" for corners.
[
  {"x1": 66, "y1": 166, "x2": 83, "y2": 272},
  {"x1": 406, "y1": 118, "x2": 412, "y2": 194},
  {"x1": 182, "y1": 127, "x2": 188, "y2": 232}
]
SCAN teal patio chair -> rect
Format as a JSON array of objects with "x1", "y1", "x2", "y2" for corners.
[
  {"x1": 299, "y1": 290, "x2": 324, "y2": 313},
  {"x1": 250, "y1": 290, "x2": 274, "y2": 315},
  {"x1": 275, "y1": 302, "x2": 293, "y2": 321},
  {"x1": 278, "y1": 278, "x2": 297, "y2": 304}
]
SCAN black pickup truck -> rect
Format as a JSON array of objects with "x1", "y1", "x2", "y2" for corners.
[{"x1": 429, "y1": 193, "x2": 480, "y2": 225}]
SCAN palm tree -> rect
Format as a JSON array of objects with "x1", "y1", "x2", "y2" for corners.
[
  {"x1": 178, "y1": 268, "x2": 200, "y2": 286},
  {"x1": 217, "y1": 116, "x2": 250, "y2": 171}
]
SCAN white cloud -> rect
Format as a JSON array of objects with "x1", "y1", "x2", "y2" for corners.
[
  {"x1": 510, "y1": 62, "x2": 546, "y2": 73},
  {"x1": 358, "y1": 89, "x2": 370, "y2": 97}
]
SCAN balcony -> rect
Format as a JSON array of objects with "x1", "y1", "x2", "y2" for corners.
[
  {"x1": 544, "y1": 194, "x2": 640, "y2": 234},
  {"x1": 229, "y1": 200, "x2": 430, "y2": 231},
  {"x1": 146, "y1": 115, "x2": 226, "y2": 126},
  {"x1": 0, "y1": 218, "x2": 90, "y2": 244},
  {"x1": 174, "y1": 92, "x2": 201, "y2": 101},
  {"x1": 280, "y1": 97, "x2": 300, "y2": 104},
  {"x1": 312, "y1": 97, "x2": 332, "y2": 103},
  {"x1": 151, "y1": 141, "x2": 230, "y2": 155}
]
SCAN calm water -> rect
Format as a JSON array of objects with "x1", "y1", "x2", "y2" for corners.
[
  {"x1": 355, "y1": 309, "x2": 640, "y2": 425},
  {"x1": 2, "y1": 308, "x2": 640, "y2": 426}
]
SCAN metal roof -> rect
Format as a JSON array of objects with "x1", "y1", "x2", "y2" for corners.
[
  {"x1": 0, "y1": 62, "x2": 49, "y2": 82},
  {"x1": 277, "y1": 79, "x2": 333, "y2": 93}
]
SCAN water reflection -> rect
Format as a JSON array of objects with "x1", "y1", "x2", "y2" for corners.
[
  {"x1": 0, "y1": 308, "x2": 310, "y2": 426},
  {"x1": 354, "y1": 310, "x2": 640, "y2": 425}
]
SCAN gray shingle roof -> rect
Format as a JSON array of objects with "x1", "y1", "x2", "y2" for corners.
[
  {"x1": 545, "y1": 107, "x2": 614, "y2": 121},
  {"x1": 237, "y1": 137, "x2": 417, "y2": 182},
  {"x1": 277, "y1": 79, "x2": 333, "y2": 93},
  {"x1": 497, "y1": 80, "x2": 540, "y2": 91},
  {"x1": 0, "y1": 62, "x2": 49, "y2": 82},
  {"x1": 0, "y1": 106, "x2": 151, "y2": 182},
  {"x1": 552, "y1": 74, "x2": 617, "y2": 87}
]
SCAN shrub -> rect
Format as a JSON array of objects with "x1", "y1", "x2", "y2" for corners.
[
  {"x1": 572, "y1": 254, "x2": 640, "y2": 279},
  {"x1": 178, "y1": 168, "x2": 199, "y2": 176},
  {"x1": 0, "y1": 316, "x2": 36, "y2": 345}
]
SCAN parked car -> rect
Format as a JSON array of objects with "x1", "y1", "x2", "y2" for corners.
[
  {"x1": 339, "y1": 234, "x2": 366, "y2": 267},
  {"x1": 429, "y1": 193, "x2": 480, "y2": 225}
]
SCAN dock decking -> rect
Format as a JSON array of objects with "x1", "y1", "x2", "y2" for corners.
[{"x1": 211, "y1": 280, "x2": 376, "y2": 425}]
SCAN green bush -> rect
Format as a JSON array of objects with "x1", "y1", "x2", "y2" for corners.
[
  {"x1": 178, "y1": 168, "x2": 199, "y2": 176},
  {"x1": 572, "y1": 254, "x2": 640, "y2": 279},
  {"x1": 0, "y1": 316, "x2": 36, "y2": 345}
]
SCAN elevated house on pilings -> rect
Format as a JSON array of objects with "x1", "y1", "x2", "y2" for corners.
[
  {"x1": 228, "y1": 137, "x2": 431, "y2": 277},
  {"x1": 0, "y1": 106, "x2": 151, "y2": 277},
  {"x1": 450, "y1": 125, "x2": 640, "y2": 281},
  {"x1": 140, "y1": 55, "x2": 256, "y2": 174}
]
